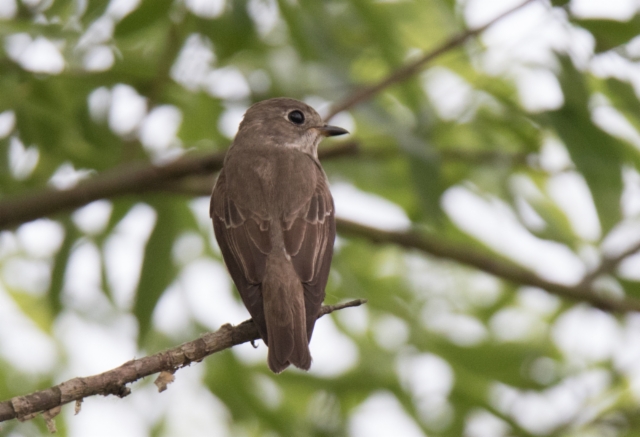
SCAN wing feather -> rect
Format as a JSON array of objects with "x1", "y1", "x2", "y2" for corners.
[
  {"x1": 283, "y1": 169, "x2": 335, "y2": 340},
  {"x1": 211, "y1": 170, "x2": 271, "y2": 341}
]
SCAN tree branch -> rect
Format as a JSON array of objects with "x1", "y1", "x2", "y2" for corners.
[
  {"x1": 325, "y1": 0, "x2": 538, "y2": 119},
  {"x1": 0, "y1": 141, "x2": 358, "y2": 230},
  {"x1": 0, "y1": 299, "x2": 367, "y2": 425},
  {"x1": 0, "y1": 152, "x2": 224, "y2": 230},
  {"x1": 579, "y1": 240, "x2": 640, "y2": 288},
  {"x1": 336, "y1": 219, "x2": 640, "y2": 313}
]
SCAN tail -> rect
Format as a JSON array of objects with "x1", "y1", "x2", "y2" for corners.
[{"x1": 262, "y1": 253, "x2": 311, "y2": 373}]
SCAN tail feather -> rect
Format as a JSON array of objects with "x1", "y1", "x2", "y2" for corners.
[
  {"x1": 265, "y1": 306, "x2": 311, "y2": 373},
  {"x1": 263, "y1": 253, "x2": 311, "y2": 373}
]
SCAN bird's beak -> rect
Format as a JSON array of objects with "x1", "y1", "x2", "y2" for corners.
[{"x1": 316, "y1": 125, "x2": 349, "y2": 137}]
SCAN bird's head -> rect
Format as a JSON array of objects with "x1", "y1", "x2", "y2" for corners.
[{"x1": 233, "y1": 98, "x2": 349, "y2": 156}]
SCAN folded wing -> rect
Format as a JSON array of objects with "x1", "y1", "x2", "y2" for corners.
[
  {"x1": 282, "y1": 172, "x2": 335, "y2": 340},
  {"x1": 211, "y1": 170, "x2": 272, "y2": 341}
]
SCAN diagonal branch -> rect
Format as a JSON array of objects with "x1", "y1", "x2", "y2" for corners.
[
  {"x1": 336, "y1": 219, "x2": 640, "y2": 313},
  {"x1": 0, "y1": 299, "x2": 367, "y2": 425},
  {"x1": 0, "y1": 151, "x2": 224, "y2": 230},
  {"x1": 579, "y1": 240, "x2": 640, "y2": 288},
  {"x1": 325, "y1": 0, "x2": 538, "y2": 119}
]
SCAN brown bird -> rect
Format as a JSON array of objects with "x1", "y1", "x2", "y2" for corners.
[{"x1": 210, "y1": 98, "x2": 348, "y2": 373}]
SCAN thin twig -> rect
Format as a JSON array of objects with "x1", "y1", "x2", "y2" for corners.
[
  {"x1": 580, "y1": 240, "x2": 640, "y2": 287},
  {"x1": 325, "y1": 0, "x2": 538, "y2": 119},
  {"x1": 0, "y1": 299, "x2": 367, "y2": 424}
]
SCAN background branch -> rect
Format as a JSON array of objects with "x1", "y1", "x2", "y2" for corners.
[
  {"x1": 336, "y1": 219, "x2": 640, "y2": 313},
  {"x1": 326, "y1": 0, "x2": 537, "y2": 119},
  {"x1": 579, "y1": 240, "x2": 640, "y2": 288},
  {"x1": 0, "y1": 299, "x2": 367, "y2": 425},
  {"x1": 0, "y1": 151, "x2": 224, "y2": 230},
  {"x1": 0, "y1": 141, "x2": 358, "y2": 230}
]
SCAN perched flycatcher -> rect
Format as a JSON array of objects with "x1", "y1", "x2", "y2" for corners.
[{"x1": 210, "y1": 98, "x2": 348, "y2": 373}]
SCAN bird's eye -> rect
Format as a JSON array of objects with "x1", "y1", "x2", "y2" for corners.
[{"x1": 287, "y1": 110, "x2": 305, "y2": 125}]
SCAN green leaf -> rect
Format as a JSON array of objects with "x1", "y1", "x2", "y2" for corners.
[
  {"x1": 115, "y1": 0, "x2": 174, "y2": 37},
  {"x1": 8, "y1": 290, "x2": 54, "y2": 332},
  {"x1": 575, "y1": 15, "x2": 640, "y2": 53},
  {"x1": 602, "y1": 78, "x2": 640, "y2": 138},
  {"x1": 48, "y1": 219, "x2": 78, "y2": 316},
  {"x1": 545, "y1": 57, "x2": 624, "y2": 234},
  {"x1": 81, "y1": 0, "x2": 111, "y2": 26},
  {"x1": 526, "y1": 197, "x2": 579, "y2": 247},
  {"x1": 167, "y1": 89, "x2": 225, "y2": 146},
  {"x1": 98, "y1": 199, "x2": 137, "y2": 242},
  {"x1": 618, "y1": 278, "x2": 640, "y2": 300},
  {"x1": 604, "y1": 78, "x2": 640, "y2": 115},
  {"x1": 189, "y1": 0, "x2": 259, "y2": 62},
  {"x1": 350, "y1": 0, "x2": 403, "y2": 67},
  {"x1": 408, "y1": 149, "x2": 444, "y2": 224},
  {"x1": 134, "y1": 197, "x2": 185, "y2": 340}
]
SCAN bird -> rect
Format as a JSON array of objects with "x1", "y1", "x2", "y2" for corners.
[{"x1": 210, "y1": 98, "x2": 348, "y2": 373}]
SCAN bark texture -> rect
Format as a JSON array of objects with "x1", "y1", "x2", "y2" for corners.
[{"x1": 0, "y1": 299, "x2": 366, "y2": 425}]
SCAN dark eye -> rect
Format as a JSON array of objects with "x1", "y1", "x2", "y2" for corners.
[{"x1": 287, "y1": 110, "x2": 305, "y2": 125}]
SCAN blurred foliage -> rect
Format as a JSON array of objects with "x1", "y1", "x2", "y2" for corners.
[{"x1": 2, "y1": 0, "x2": 640, "y2": 436}]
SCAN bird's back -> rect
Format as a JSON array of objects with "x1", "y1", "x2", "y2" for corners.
[{"x1": 223, "y1": 146, "x2": 320, "y2": 220}]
